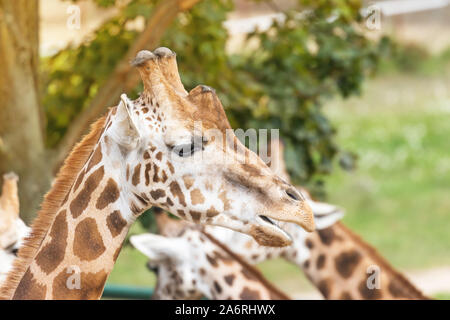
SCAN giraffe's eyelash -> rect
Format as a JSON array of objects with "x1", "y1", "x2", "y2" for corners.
[
  {"x1": 172, "y1": 142, "x2": 203, "y2": 157},
  {"x1": 167, "y1": 136, "x2": 208, "y2": 152}
]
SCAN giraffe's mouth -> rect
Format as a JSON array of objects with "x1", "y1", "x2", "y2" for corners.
[
  {"x1": 258, "y1": 215, "x2": 276, "y2": 226},
  {"x1": 250, "y1": 215, "x2": 293, "y2": 247}
]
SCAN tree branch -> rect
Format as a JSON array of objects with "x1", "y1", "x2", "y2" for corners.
[{"x1": 53, "y1": 0, "x2": 202, "y2": 171}]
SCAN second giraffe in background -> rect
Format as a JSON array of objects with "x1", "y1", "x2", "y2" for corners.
[
  {"x1": 131, "y1": 217, "x2": 290, "y2": 300},
  {"x1": 206, "y1": 140, "x2": 429, "y2": 300}
]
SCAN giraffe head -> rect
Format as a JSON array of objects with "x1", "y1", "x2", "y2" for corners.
[
  {"x1": 0, "y1": 173, "x2": 30, "y2": 251},
  {"x1": 204, "y1": 190, "x2": 344, "y2": 269},
  {"x1": 105, "y1": 47, "x2": 314, "y2": 247},
  {"x1": 200, "y1": 136, "x2": 343, "y2": 266},
  {"x1": 131, "y1": 230, "x2": 210, "y2": 300},
  {"x1": 131, "y1": 228, "x2": 290, "y2": 300}
]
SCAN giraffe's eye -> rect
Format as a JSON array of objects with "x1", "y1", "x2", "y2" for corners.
[{"x1": 173, "y1": 142, "x2": 203, "y2": 157}]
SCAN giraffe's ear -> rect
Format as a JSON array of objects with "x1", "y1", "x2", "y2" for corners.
[
  {"x1": 130, "y1": 233, "x2": 186, "y2": 262},
  {"x1": 309, "y1": 200, "x2": 344, "y2": 230},
  {"x1": 109, "y1": 94, "x2": 141, "y2": 149}
]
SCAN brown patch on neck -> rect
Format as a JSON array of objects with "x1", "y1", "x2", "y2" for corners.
[
  {"x1": 317, "y1": 227, "x2": 336, "y2": 246},
  {"x1": 96, "y1": 178, "x2": 120, "y2": 210},
  {"x1": 70, "y1": 165, "x2": 105, "y2": 218},
  {"x1": 106, "y1": 210, "x2": 127, "y2": 238},
  {"x1": 52, "y1": 269, "x2": 108, "y2": 300},
  {"x1": 201, "y1": 230, "x2": 290, "y2": 300},
  {"x1": 335, "y1": 222, "x2": 429, "y2": 299},
  {"x1": 35, "y1": 210, "x2": 68, "y2": 274},
  {"x1": 73, "y1": 218, "x2": 106, "y2": 261},
  {"x1": 0, "y1": 113, "x2": 108, "y2": 300},
  {"x1": 12, "y1": 269, "x2": 46, "y2": 300},
  {"x1": 85, "y1": 144, "x2": 102, "y2": 173},
  {"x1": 317, "y1": 279, "x2": 332, "y2": 298},
  {"x1": 239, "y1": 287, "x2": 261, "y2": 300},
  {"x1": 334, "y1": 250, "x2": 361, "y2": 279}
]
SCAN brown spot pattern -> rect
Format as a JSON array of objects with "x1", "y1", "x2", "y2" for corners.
[
  {"x1": 70, "y1": 166, "x2": 104, "y2": 218},
  {"x1": 145, "y1": 163, "x2": 151, "y2": 185},
  {"x1": 183, "y1": 175, "x2": 194, "y2": 189},
  {"x1": 52, "y1": 269, "x2": 108, "y2": 300},
  {"x1": 86, "y1": 145, "x2": 102, "y2": 173},
  {"x1": 177, "y1": 209, "x2": 186, "y2": 218},
  {"x1": 317, "y1": 227, "x2": 335, "y2": 246},
  {"x1": 240, "y1": 287, "x2": 261, "y2": 300},
  {"x1": 206, "y1": 254, "x2": 218, "y2": 267},
  {"x1": 335, "y1": 250, "x2": 362, "y2": 278},
  {"x1": 190, "y1": 189, "x2": 205, "y2": 205},
  {"x1": 73, "y1": 218, "x2": 106, "y2": 261},
  {"x1": 153, "y1": 166, "x2": 160, "y2": 183},
  {"x1": 132, "y1": 164, "x2": 141, "y2": 186},
  {"x1": 106, "y1": 210, "x2": 127, "y2": 237},
  {"x1": 316, "y1": 254, "x2": 326, "y2": 270},
  {"x1": 167, "y1": 162, "x2": 175, "y2": 174},
  {"x1": 224, "y1": 274, "x2": 235, "y2": 286},
  {"x1": 73, "y1": 169, "x2": 86, "y2": 193},
  {"x1": 96, "y1": 178, "x2": 120, "y2": 210},
  {"x1": 190, "y1": 210, "x2": 202, "y2": 222},
  {"x1": 317, "y1": 279, "x2": 331, "y2": 298},
  {"x1": 170, "y1": 181, "x2": 186, "y2": 206},
  {"x1": 13, "y1": 269, "x2": 46, "y2": 299},
  {"x1": 340, "y1": 291, "x2": 352, "y2": 299},
  {"x1": 213, "y1": 281, "x2": 222, "y2": 294},
  {"x1": 206, "y1": 206, "x2": 219, "y2": 217},
  {"x1": 35, "y1": 210, "x2": 68, "y2": 274},
  {"x1": 358, "y1": 280, "x2": 382, "y2": 299},
  {"x1": 388, "y1": 280, "x2": 408, "y2": 298},
  {"x1": 150, "y1": 189, "x2": 166, "y2": 201}
]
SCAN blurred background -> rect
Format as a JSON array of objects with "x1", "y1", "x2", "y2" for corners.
[{"x1": 1, "y1": 0, "x2": 449, "y2": 299}]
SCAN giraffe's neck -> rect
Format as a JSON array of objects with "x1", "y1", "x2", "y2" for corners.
[
  {"x1": 201, "y1": 232, "x2": 289, "y2": 300},
  {"x1": 289, "y1": 222, "x2": 428, "y2": 300},
  {"x1": 12, "y1": 136, "x2": 141, "y2": 299},
  {"x1": 1, "y1": 113, "x2": 154, "y2": 300}
]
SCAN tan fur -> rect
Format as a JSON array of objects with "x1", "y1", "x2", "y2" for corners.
[
  {"x1": 0, "y1": 173, "x2": 20, "y2": 219},
  {"x1": 201, "y1": 230, "x2": 290, "y2": 300},
  {"x1": 334, "y1": 222, "x2": 429, "y2": 299},
  {"x1": 0, "y1": 114, "x2": 108, "y2": 300}
]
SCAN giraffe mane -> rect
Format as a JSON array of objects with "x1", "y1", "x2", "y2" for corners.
[
  {"x1": 201, "y1": 229, "x2": 291, "y2": 300},
  {"x1": 335, "y1": 222, "x2": 430, "y2": 300},
  {"x1": 0, "y1": 113, "x2": 109, "y2": 300}
]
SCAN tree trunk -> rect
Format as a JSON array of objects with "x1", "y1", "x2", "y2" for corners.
[{"x1": 0, "y1": 0, "x2": 52, "y2": 223}]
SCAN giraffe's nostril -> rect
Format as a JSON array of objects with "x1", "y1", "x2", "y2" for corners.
[{"x1": 285, "y1": 188, "x2": 301, "y2": 201}]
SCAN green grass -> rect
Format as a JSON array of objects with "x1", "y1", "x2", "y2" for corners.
[
  {"x1": 107, "y1": 67, "x2": 450, "y2": 294},
  {"x1": 434, "y1": 292, "x2": 450, "y2": 300}
]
